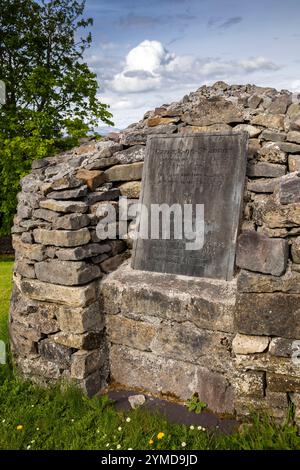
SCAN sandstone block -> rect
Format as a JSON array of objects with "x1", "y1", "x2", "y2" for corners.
[
  {"x1": 232, "y1": 371, "x2": 265, "y2": 398},
  {"x1": 100, "y1": 252, "x2": 129, "y2": 273},
  {"x1": 55, "y1": 243, "x2": 111, "y2": 260},
  {"x1": 58, "y1": 302, "x2": 104, "y2": 334},
  {"x1": 257, "y1": 143, "x2": 287, "y2": 164},
  {"x1": 181, "y1": 97, "x2": 243, "y2": 126},
  {"x1": 287, "y1": 131, "x2": 300, "y2": 144},
  {"x1": 267, "y1": 373, "x2": 300, "y2": 392},
  {"x1": 12, "y1": 236, "x2": 45, "y2": 261},
  {"x1": 247, "y1": 162, "x2": 286, "y2": 178},
  {"x1": 20, "y1": 278, "x2": 97, "y2": 307},
  {"x1": 278, "y1": 142, "x2": 300, "y2": 153},
  {"x1": 237, "y1": 269, "x2": 300, "y2": 293},
  {"x1": 75, "y1": 169, "x2": 105, "y2": 191},
  {"x1": 147, "y1": 116, "x2": 178, "y2": 127},
  {"x1": 35, "y1": 260, "x2": 101, "y2": 286},
  {"x1": 236, "y1": 231, "x2": 288, "y2": 276},
  {"x1": 53, "y1": 331, "x2": 102, "y2": 350},
  {"x1": 33, "y1": 228, "x2": 90, "y2": 247},
  {"x1": 292, "y1": 237, "x2": 300, "y2": 263},
  {"x1": 232, "y1": 333, "x2": 269, "y2": 354},
  {"x1": 53, "y1": 213, "x2": 90, "y2": 230},
  {"x1": 47, "y1": 185, "x2": 88, "y2": 200},
  {"x1": 104, "y1": 162, "x2": 143, "y2": 182},
  {"x1": 261, "y1": 130, "x2": 286, "y2": 142},
  {"x1": 269, "y1": 338, "x2": 294, "y2": 357},
  {"x1": 233, "y1": 124, "x2": 261, "y2": 138},
  {"x1": 251, "y1": 113, "x2": 284, "y2": 130},
  {"x1": 112, "y1": 145, "x2": 145, "y2": 164},
  {"x1": 278, "y1": 173, "x2": 300, "y2": 204},
  {"x1": 71, "y1": 347, "x2": 107, "y2": 379},
  {"x1": 288, "y1": 155, "x2": 300, "y2": 172},
  {"x1": 118, "y1": 181, "x2": 141, "y2": 198},
  {"x1": 39, "y1": 199, "x2": 88, "y2": 213},
  {"x1": 235, "y1": 293, "x2": 300, "y2": 338}
]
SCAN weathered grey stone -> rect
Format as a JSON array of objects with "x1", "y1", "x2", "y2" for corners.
[
  {"x1": 77, "y1": 370, "x2": 106, "y2": 397},
  {"x1": 232, "y1": 333, "x2": 270, "y2": 354},
  {"x1": 251, "y1": 114, "x2": 284, "y2": 130},
  {"x1": 118, "y1": 181, "x2": 141, "y2": 198},
  {"x1": 235, "y1": 292, "x2": 300, "y2": 338},
  {"x1": 179, "y1": 123, "x2": 232, "y2": 134},
  {"x1": 248, "y1": 94, "x2": 262, "y2": 109},
  {"x1": 257, "y1": 143, "x2": 287, "y2": 164},
  {"x1": 121, "y1": 125, "x2": 177, "y2": 146},
  {"x1": 32, "y1": 208, "x2": 59, "y2": 223},
  {"x1": 17, "y1": 357, "x2": 61, "y2": 380},
  {"x1": 53, "y1": 213, "x2": 90, "y2": 230},
  {"x1": 19, "y1": 219, "x2": 51, "y2": 230},
  {"x1": 46, "y1": 175, "x2": 83, "y2": 191},
  {"x1": 32, "y1": 158, "x2": 49, "y2": 170},
  {"x1": 55, "y1": 243, "x2": 111, "y2": 260},
  {"x1": 14, "y1": 258, "x2": 36, "y2": 278},
  {"x1": 233, "y1": 124, "x2": 261, "y2": 138},
  {"x1": 33, "y1": 228, "x2": 90, "y2": 247},
  {"x1": 75, "y1": 169, "x2": 105, "y2": 191},
  {"x1": 39, "y1": 199, "x2": 88, "y2": 213},
  {"x1": 237, "y1": 269, "x2": 300, "y2": 293},
  {"x1": 268, "y1": 374, "x2": 300, "y2": 392},
  {"x1": 262, "y1": 198, "x2": 300, "y2": 227},
  {"x1": 110, "y1": 344, "x2": 234, "y2": 413},
  {"x1": 12, "y1": 236, "x2": 46, "y2": 261},
  {"x1": 113, "y1": 145, "x2": 145, "y2": 164},
  {"x1": 20, "y1": 232, "x2": 34, "y2": 244},
  {"x1": 233, "y1": 371, "x2": 265, "y2": 398},
  {"x1": 247, "y1": 178, "x2": 279, "y2": 193},
  {"x1": 58, "y1": 302, "x2": 104, "y2": 334},
  {"x1": 236, "y1": 231, "x2": 288, "y2": 276},
  {"x1": 278, "y1": 142, "x2": 300, "y2": 153},
  {"x1": 278, "y1": 172, "x2": 300, "y2": 204},
  {"x1": 100, "y1": 252, "x2": 129, "y2": 273},
  {"x1": 288, "y1": 155, "x2": 300, "y2": 172},
  {"x1": 261, "y1": 130, "x2": 286, "y2": 142},
  {"x1": 104, "y1": 162, "x2": 143, "y2": 182},
  {"x1": 38, "y1": 339, "x2": 73, "y2": 368},
  {"x1": 53, "y1": 331, "x2": 102, "y2": 350},
  {"x1": 247, "y1": 162, "x2": 286, "y2": 178},
  {"x1": 291, "y1": 237, "x2": 300, "y2": 263},
  {"x1": 101, "y1": 262, "x2": 236, "y2": 333},
  {"x1": 268, "y1": 95, "x2": 291, "y2": 114},
  {"x1": 71, "y1": 348, "x2": 107, "y2": 379},
  {"x1": 9, "y1": 321, "x2": 40, "y2": 356},
  {"x1": 35, "y1": 260, "x2": 101, "y2": 286},
  {"x1": 147, "y1": 116, "x2": 178, "y2": 127},
  {"x1": 20, "y1": 278, "x2": 97, "y2": 307},
  {"x1": 287, "y1": 131, "x2": 300, "y2": 144},
  {"x1": 20, "y1": 174, "x2": 41, "y2": 193},
  {"x1": 290, "y1": 113, "x2": 300, "y2": 131},
  {"x1": 269, "y1": 338, "x2": 294, "y2": 357},
  {"x1": 85, "y1": 188, "x2": 120, "y2": 204},
  {"x1": 128, "y1": 395, "x2": 146, "y2": 409},
  {"x1": 181, "y1": 97, "x2": 243, "y2": 126},
  {"x1": 47, "y1": 185, "x2": 88, "y2": 200}
]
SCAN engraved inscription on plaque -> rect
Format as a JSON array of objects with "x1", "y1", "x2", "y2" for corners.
[{"x1": 131, "y1": 133, "x2": 248, "y2": 280}]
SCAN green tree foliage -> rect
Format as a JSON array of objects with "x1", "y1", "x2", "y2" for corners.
[{"x1": 0, "y1": 0, "x2": 113, "y2": 234}]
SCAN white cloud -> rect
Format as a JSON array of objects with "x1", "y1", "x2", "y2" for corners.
[{"x1": 90, "y1": 39, "x2": 284, "y2": 129}]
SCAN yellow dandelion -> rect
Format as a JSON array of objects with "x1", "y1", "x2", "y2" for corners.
[
  {"x1": 16, "y1": 424, "x2": 23, "y2": 431},
  {"x1": 157, "y1": 432, "x2": 165, "y2": 440},
  {"x1": 149, "y1": 439, "x2": 154, "y2": 445}
]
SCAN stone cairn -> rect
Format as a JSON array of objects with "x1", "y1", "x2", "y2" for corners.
[{"x1": 10, "y1": 81, "x2": 300, "y2": 418}]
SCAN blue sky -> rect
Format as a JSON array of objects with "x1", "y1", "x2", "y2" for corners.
[{"x1": 82, "y1": 0, "x2": 300, "y2": 129}]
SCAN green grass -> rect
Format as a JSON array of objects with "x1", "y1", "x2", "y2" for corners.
[{"x1": 1, "y1": 259, "x2": 300, "y2": 450}]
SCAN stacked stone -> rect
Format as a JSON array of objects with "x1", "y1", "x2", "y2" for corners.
[{"x1": 10, "y1": 80, "x2": 300, "y2": 417}]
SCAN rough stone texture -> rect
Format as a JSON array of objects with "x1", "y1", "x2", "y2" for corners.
[
  {"x1": 232, "y1": 333, "x2": 270, "y2": 354},
  {"x1": 128, "y1": 394, "x2": 146, "y2": 409},
  {"x1": 9, "y1": 82, "x2": 300, "y2": 416},
  {"x1": 35, "y1": 260, "x2": 101, "y2": 286},
  {"x1": 20, "y1": 278, "x2": 97, "y2": 307},
  {"x1": 236, "y1": 231, "x2": 288, "y2": 276},
  {"x1": 33, "y1": 228, "x2": 90, "y2": 247},
  {"x1": 235, "y1": 293, "x2": 300, "y2": 338},
  {"x1": 105, "y1": 162, "x2": 143, "y2": 182}
]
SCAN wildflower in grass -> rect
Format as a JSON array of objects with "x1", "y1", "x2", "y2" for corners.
[
  {"x1": 149, "y1": 439, "x2": 154, "y2": 445},
  {"x1": 118, "y1": 426, "x2": 122, "y2": 431},
  {"x1": 36, "y1": 427, "x2": 40, "y2": 431},
  {"x1": 27, "y1": 445, "x2": 31, "y2": 450},
  {"x1": 96, "y1": 430, "x2": 100, "y2": 434},
  {"x1": 31, "y1": 405, "x2": 34, "y2": 408},
  {"x1": 2, "y1": 419, "x2": 5, "y2": 423},
  {"x1": 128, "y1": 448, "x2": 133, "y2": 450},
  {"x1": 16, "y1": 424, "x2": 23, "y2": 431},
  {"x1": 126, "y1": 417, "x2": 131, "y2": 423},
  {"x1": 31, "y1": 440, "x2": 35, "y2": 444},
  {"x1": 190, "y1": 425, "x2": 195, "y2": 430},
  {"x1": 71, "y1": 419, "x2": 74, "y2": 422},
  {"x1": 117, "y1": 444, "x2": 121, "y2": 449},
  {"x1": 106, "y1": 443, "x2": 109, "y2": 447},
  {"x1": 157, "y1": 432, "x2": 165, "y2": 440},
  {"x1": 181, "y1": 442, "x2": 187, "y2": 447}
]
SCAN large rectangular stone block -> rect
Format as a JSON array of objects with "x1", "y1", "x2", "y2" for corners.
[
  {"x1": 20, "y1": 278, "x2": 98, "y2": 307},
  {"x1": 35, "y1": 260, "x2": 101, "y2": 286},
  {"x1": 235, "y1": 292, "x2": 300, "y2": 338},
  {"x1": 33, "y1": 228, "x2": 90, "y2": 247}
]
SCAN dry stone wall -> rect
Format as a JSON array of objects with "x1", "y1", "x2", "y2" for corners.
[{"x1": 9, "y1": 81, "x2": 300, "y2": 418}]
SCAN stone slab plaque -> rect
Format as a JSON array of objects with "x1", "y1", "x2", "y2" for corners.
[{"x1": 131, "y1": 133, "x2": 248, "y2": 280}]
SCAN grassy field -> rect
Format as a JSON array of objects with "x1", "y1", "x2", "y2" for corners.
[{"x1": 1, "y1": 259, "x2": 300, "y2": 450}]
